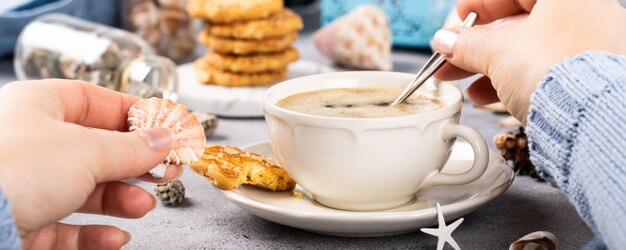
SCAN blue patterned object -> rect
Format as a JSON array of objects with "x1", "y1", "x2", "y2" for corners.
[
  {"x1": 0, "y1": 186, "x2": 20, "y2": 250},
  {"x1": 321, "y1": 0, "x2": 456, "y2": 48},
  {"x1": 0, "y1": 0, "x2": 121, "y2": 58},
  {"x1": 527, "y1": 52, "x2": 626, "y2": 250}
]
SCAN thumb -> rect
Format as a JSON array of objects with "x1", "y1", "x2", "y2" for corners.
[
  {"x1": 432, "y1": 26, "x2": 498, "y2": 75},
  {"x1": 87, "y1": 127, "x2": 173, "y2": 182}
]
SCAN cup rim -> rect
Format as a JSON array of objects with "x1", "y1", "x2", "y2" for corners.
[{"x1": 263, "y1": 71, "x2": 463, "y2": 122}]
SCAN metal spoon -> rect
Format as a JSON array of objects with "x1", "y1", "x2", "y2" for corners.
[{"x1": 390, "y1": 12, "x2": 478, "y2": 106}]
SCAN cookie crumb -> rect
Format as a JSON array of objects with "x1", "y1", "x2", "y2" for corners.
[{"x1": 293, "y1": 191, "x2": 303, "y2": 199}]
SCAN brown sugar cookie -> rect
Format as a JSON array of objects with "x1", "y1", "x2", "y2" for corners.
[
  {"x1": 190, "y1": 145, "x2": 296, "y2": 191},
  {"x1": 194, "y1": 58, "x2": 287, "y2": 86},
  {"x1": 199, "y1": 31, "x2": 298, "y2": 55},
  {"x1": 201, "y1": 47, "x2": 299, "y2": 73},
  {"x1": 187, "y1": 0, "x2": 283, "y2": 23},
  {"x1": 205, "y1": 9, "x2": 303, "y2": 39}
]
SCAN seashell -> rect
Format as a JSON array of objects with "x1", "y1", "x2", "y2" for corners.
[
  {"x1": 148, "y1": 163, "x2": 169, "y2": 179},
  {"x1": 128, "y1": 97, "x2": 206, "y2": 178},
  {"x1": 313, "y1": 5, "x2": 392, "y2": 71},
  {"x1": 509, "y1": 231, "x2": 558, "y2": 250},
  {"x1": 154, "y1": 179, "x2": 185, "y2": 206},
  {"x1": 192, "y1": 111, "x2": 218, "y2": 138}
]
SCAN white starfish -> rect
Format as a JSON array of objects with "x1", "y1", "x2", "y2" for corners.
[{"x1": 420, "y1": 203, "x2": 464, "y2": 250}]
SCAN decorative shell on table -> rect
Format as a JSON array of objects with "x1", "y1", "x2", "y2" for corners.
[
  {"x1": 128, "y1": 97, "x2": 206, "y2": 178},
  {"x1": 313, "y1": 5, "x2": 392, "y2": 71},
  {"x1": 509, "y1": 231, "x2": 558, "y2": 250},
  {"x1": 154, "y1": 179, "x2": 186, "y2": 206}
]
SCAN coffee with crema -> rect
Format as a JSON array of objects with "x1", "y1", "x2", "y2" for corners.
[{"x1": 276, "y1": 88, "x2": 445, "y2": 118}]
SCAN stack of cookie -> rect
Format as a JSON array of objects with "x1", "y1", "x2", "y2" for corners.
[{"x1": 188, "y1": 0, "x2": 303, "y2": 87}]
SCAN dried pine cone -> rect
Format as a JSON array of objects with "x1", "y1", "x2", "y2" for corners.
[
  {"x1": 494, "y1": 127, "x2": 544, "y2": 180},
  {"x1": 154, "y1": 179, "x2": 186, "y2": 205}
]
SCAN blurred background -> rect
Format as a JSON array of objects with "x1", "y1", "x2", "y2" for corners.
[
  {"x1": 0, "y1": 0, "x2": 454, "y2": 59},
  {"x1": 0, "y1": 0, "x2": 460, "y2": 114}
]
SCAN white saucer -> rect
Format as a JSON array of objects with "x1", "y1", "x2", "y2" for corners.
[
  {"x1": 218, "y1": 141, "x2": 514, "y2": 237},
  {"x1": 177, "y1": 60, "x2": 335, "y2": 117}
]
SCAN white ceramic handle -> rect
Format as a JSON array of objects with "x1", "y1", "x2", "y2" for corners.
[{"x1": 420, "y1": 123, "x2": 489, "y2": 188}]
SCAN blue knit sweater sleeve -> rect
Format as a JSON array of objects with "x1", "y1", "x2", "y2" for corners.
[
  {"x1": 526, "y1": 51, "x2": 626, "y2": 249},
  {"x1": 0, "y1": 186, "x2": 20, "y2": 250}
]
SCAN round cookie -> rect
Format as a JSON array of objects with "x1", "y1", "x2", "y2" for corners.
[
  {"x1": 202, "y1": 47, "x2": 299, "y2": 73},
  {"x1": 187, "y1": 0, "x2": 283, "y2": 23},
  {"x1": 194, "y1": 58, "x2": 287, "y2": 86},
  {"x1": 199, "y1": 31, "x2": 298, "y2": 55},
  {"x1": 190, "y1": 144, "x2": 296, "y2": 191},
  {"x1": 205, "y1": 9, "x2": 303, "y2": 39}
]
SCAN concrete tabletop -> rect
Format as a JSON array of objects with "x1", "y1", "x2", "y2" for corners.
[{"x1": 0, "y1": 33, "x2": 593, "y2": 249}]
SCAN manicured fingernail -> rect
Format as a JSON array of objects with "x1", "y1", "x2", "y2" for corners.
[
  {"x1": 139, "y1": 128, "x2": 172, "y2": 150},
  {"x1": 122, "y1": 230, "x2": 132, "y2": 245},
  {"x1": 433, "y1": 29, "x2": 458, "y2": 56}
]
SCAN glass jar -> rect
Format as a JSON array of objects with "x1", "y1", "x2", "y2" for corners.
[
  {"x1": 123, "y1": 0, "x2": 197, "y2": 61},
  {"x1": 14, "y1": 14, "x2": 179, "y2": 100}
]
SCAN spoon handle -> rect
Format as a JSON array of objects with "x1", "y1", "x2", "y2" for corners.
[{"x1": 390, "y1": 12, "x2": 478, "y2": 106}]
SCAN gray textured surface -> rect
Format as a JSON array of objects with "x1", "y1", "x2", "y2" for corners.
[{"x1": 0, "y1": 33, "x2": 594, "y2": 249}]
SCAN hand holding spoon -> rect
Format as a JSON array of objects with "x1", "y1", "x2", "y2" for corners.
[{"x1": 390, "y1": 12, "x2": 478, "y2": 106}]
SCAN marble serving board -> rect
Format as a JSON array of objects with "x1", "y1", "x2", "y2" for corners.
[{"x1": 177, "y1": 60, "x2": 335, "y2": 118}]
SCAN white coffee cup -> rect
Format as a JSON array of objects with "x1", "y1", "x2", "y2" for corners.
[{"x1": 263, "y1": 71, "x2": 489, "y2": 211}]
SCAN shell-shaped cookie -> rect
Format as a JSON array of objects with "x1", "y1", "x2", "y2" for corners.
[{"x1": 128, "y1": 98, "x2": 205, "y2": 178}]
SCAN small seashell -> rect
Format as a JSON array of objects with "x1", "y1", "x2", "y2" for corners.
[
  {"x1": 154, "y1": 179, "x2": 186, "y2": 206},
  {"x1": 313, "y1": 5, "x2": 392, "y2": 71},
  {"x1": 192, "y1": 111, "x2": 218, "y2": 138},
  {"x1": 128, "y1": 97, "x2": 206, "y2": 178},
  {"x1": 509, "y1": 231, "x2": 558, "y2": 250}
]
